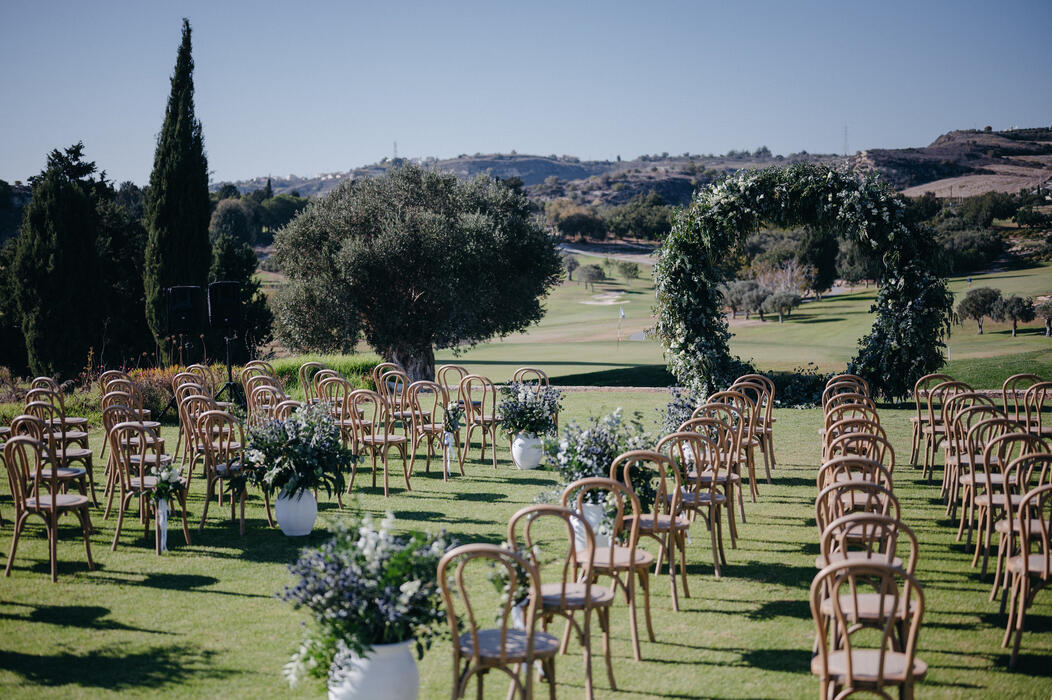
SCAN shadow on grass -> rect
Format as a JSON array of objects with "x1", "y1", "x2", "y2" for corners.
[
  {"x1": 455, "y1": 492, "x2": 508, "y2": 502},
  {"x1": 393, "y1": 510, "x2": 492, "y2": 526},
  {"x1": 0, "y1": 644, "x2": 236, "y2": 690},
  {"x1": 739, "y1": 647, "x2": 812, "y2": 673},
  {"x1": 790, "y1": 316, "x2": 845, "y2": 324},
  {"x1": 725, "y1": 560, "x2": 817, "y2": 587},
  {"x1": 552, "y1": 365, "x2": 675, "y2": 388},
  {"x1": 745, "y1": 598, "x2": 811, "y2": 621},
  {"x1": 0, "y1": 603, "x2": 167, "y2": 634}
]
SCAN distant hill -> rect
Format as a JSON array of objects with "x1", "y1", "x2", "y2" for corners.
[{"x1": 213, "y1": 126, "x2": 1052, "y2": 206}]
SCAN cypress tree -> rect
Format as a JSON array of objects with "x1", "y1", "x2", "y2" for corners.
[
  {"x1": 209, "y1": 233, "x2": 273, "y2": 362},
  {"x1": 13, "y1": 144, "x2": 103, "y2": 377},
  {"x1": 144, "y1": 18, "x2": 212, "y2": 363}
]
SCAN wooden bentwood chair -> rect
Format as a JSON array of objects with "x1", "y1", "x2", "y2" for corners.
[{"x1": 438, "y1": 543, "x2": 559, "y2": 700}]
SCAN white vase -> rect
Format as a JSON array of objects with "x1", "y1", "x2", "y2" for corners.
[
  {"x1": 274, "y1": 490, "x2": 318, "y2": 536},
  {"x1": 328, "y1": 640, "x2": 419, "y2": 700},
  {"x1": 572, "y1": 502, "x2": 612, "y2": 550},
  {"x1": 511, "y1": 433, "x2": 543, "y2": 470}
]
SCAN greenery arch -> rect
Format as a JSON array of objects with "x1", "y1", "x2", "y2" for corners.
[{"x1": 653, "y1": 163, "x2": 953, "y2": 399}]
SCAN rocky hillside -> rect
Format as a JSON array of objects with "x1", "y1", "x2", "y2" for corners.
[{"x1": 216, "y1": 127, "x2": 1052, "y2": 205}]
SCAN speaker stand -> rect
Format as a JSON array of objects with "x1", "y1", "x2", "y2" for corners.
[{"x1": 214, "y1": 332, "x2": 245, "y2": 408}]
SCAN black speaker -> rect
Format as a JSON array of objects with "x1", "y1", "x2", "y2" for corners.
[
  {"x1": 208, "y1": 281, "x2": 241, "y2": 329},
  {"x1": 166, "y1": 286, "x2": 202, "y2": 335}
]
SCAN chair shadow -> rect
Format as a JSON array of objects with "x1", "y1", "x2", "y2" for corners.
[
  {"x1": 0, "y1": 603, "x2": 166, "y2": 634},
  {"x1": 745, "y1": 598, "x2": 812, "y2": 621},
  {"x1": 0, "y1": 644, "x2": 236, "y2": 689},
  {"x1": 739, "y1": 647, "x2": 812, "y2": 673}
]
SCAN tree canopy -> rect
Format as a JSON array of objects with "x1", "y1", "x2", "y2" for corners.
[
  {"x1": 144, "y1": 18, "x2": 212, "y2": 362},
  {"x1": 274, "y1": 165, "x2": 562, "y2": 380},
  {"x1": 957, "y1": 287, "x2": 1002, "y2": 334}
]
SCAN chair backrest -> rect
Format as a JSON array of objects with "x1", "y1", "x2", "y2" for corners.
[
  {"x1": 824, "y1": 418, "x2": 887, "y2": 451},
  {"x1": 377, "y1": 369, "x2": 410, "y2": 410},
  {"x1": 297, "y1": 362, "x2": 327, "y2": 403},
  {"x1": 1003, "y1": 373, "x2": 1043, "y2": 422},
  {"x1": 611, "y1": 449, "x2": 684, "y2": 522},
  {"x1": 657, "y1": 430, "x2": 728, "y2": 507},
  {"x1": 822, "y1": 381, "x2": 870, "y2": 410},
  {"x1": 819, "y1": 513, "x2": 918, "y2": 574},
  {"x1": 436, "y1": 365, "x2": 470, "y2": 403},
  {"x1": 942, "y1": 392, "x2": 996, "y2": 441},
  {"x1": 370, "y1": 362, "x2": 404, "y2": 389},
  {"x1": 23, "y1": 400, "x2": 62, "y2": 450},
  {"x1": 3, "y1": 436, "x2": 50, "y2": 514},
  {"x1": 912, "y1": 372, "x2": 954, "y2": 421},
  {"x1": 250, "y1": 384, "x2": 285, "y2": 426},
  {"x1": 196, "y1": 411, "x2": 244, "y2": 470},
  {"x1": 560, "y1": 477, "x2": 643, "y2": 568},
  {"x1": 102, "y1": 404, "x2": 139, "y2": 440},
  {"x1": 512, "y1": 367, "x2": 549, "y2": 387},
  {"x1": 273, "y1": 399, "x2": 305, "y2": 421},
  {"x1": 736, "y1": 373, "x2": 776, "y2": 404},
  {"x1": 437, "y1": 543, "x2": 544, "y2": 685},
  {"x1": 926, "y1": 380, "x2": 973, "y2": 427},
  {"x1": 730, "y1": 380, "x2": 771, "y2": 427},
  {"x1": 817, "y1": 456, "x2": 893, "y2": 492},
  {"x1": 811, "y1": 561, "x2": 924, "y2": 691},
  {"x1": 963, "y1": 417, "x2": 1017, "y2": 469},
  {"x1": 815, "y1": 480, "x2": 900, "y2": 535},
  {"x1": 244, "y1": 359, "x2": 277, "y2": 375},
  {"x1": 105, "y1": 378, "x2": 144, "y2": 407},
  {"x1": 97, "y1": 369, "x2": 129, "y2": 397},
  {"x1": 30, "y1": 376, "x2": 60, "y2": 392},
  {"x1": 174, "y1": 381, "x2": 208, "y2": 407},
  {"x1": 102, "y1": 390, "x2": 144, "y2": 416},
  {"x1": 348, "y1": 389, "x2": 387, "y2": 437},
  {"x1": 824, "y1": 393, "x2": 877, "y2": 418},
  {"x1": 310, "y1": 369, "x2": 342, "y2": 403},
  {"x1": 9, "y1": 413, "x2": 46, "y2": 442},
  {"x1": 1003, "y1": 452, "x2": 1052, "y2": 499},
  {"x1": 25, "y1": 387, "x2": 67, "y2": 424},
  {"x1": 824, "y1": 403, "x2": 880, "y2": 431},
  {"x1": 708, "y1": 390, "x2": 757, "y2": 435},
  {"x1": 1024, "y1": 381, "x2": 1052, "y2": 433},
  {"x1": 946, "y1": 404, "x2": 1005, "y2": 458},
  {"x1": 1018, "y1": 483, "x2": 1052, "y2": 579},
  {"x1": 407, "y1": 380, "x2": 444, "y2": 432},
  {"x1": 108, "y1": 421, "x2": 161, "y2": 491},
  {"x1": 687, "y1": 403, "x2": 745, "y2": 462},
  {"x1": 507, "y1": 504, "x2": 595, "y2": 611},
  {"x1": 460, "y1": 375, "x2": 497, "y2": 423},
  {"x1": 186, "y1": 364, "x2": 217, "y2": 393},
  {"x1": 238, "y1": 364, "x2": 272, "y2": 389},
  {"x1": 827, "y1": 432, "x2": 896, "y2": 469},
  {"x1": 317, "y1": 375, "x2": 353, "y2": 422},
  {"x1": 827, "y1": 373, "x2": 871, "y2": 395},
  {"x1": 172, "y1": 371, "x2": 202, "y2": 393}
]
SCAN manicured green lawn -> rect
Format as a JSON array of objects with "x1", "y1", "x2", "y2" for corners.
[
  {"x1": 437, "y1": 260, "x2": 1051, "y2": 381},
  {"x1": 1, "y1": 390, "x2": 1050, "y2": 698}
]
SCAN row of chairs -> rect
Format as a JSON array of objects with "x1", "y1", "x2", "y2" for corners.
[
  {"x1": 810, "y1": 374, "x2": 928, "y2": 698},
  {"x1": 917, "y1": 371, "x2": 1052, "y2": 667}
]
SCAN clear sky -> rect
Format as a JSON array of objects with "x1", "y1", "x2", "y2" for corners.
[{"x1": 2, "y1": 0, "x2": 1050, "y2": 186}]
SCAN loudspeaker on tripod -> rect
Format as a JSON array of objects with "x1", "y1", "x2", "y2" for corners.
[
  {"x1": 208, "y1": 281, "x2": 242, "y2": 330},
  {"x1": 166, "y1": 286, "x2": 202, "y2": 336}
]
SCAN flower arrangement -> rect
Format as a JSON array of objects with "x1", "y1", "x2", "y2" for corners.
[
  {"x1": 442, "y1": 401, "x2": 464, "y2": 433},
  {"x1": 150, "y1": 464, "x2": 185, "y2": 502},
  {"x1": 542, "y1": 408, "x2": 657, "y2": 510},
  {"x1": 244, "y1": 403, "x2": 355, "y2": 498},
  {"x1": 280, "y1": 513, "x2": 453, "y2": 687},
  {"x1": 497, "y1": 382, "x2": 562, "y2": 438}
]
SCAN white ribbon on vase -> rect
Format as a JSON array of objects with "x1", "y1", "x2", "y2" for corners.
[
  {"x1": 442, "y1": 432, "x2": 454, "y2": 481},
  {"x1": 156, "y1": 498, "x2": 169, "y2": 552}
]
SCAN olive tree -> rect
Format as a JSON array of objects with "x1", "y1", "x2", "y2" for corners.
[
  {"x1": 998, "y1": 294, "x2": 1035, "y2": 337},
  {"x1": 957, "y1": 287, "x2": 1003, "y2": 334},
  {"x1": 762, "y1": 291, "x2": 802, "y2": 323},
  {"x1": 274, "y1": 165, "x2": 562, "y2": 380},
  {"x1": 1035, "y1": 299, "x2": 1052, "y2": 337}
]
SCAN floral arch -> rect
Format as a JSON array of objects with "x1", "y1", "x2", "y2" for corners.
[{"x1": 653, "y1": 163, "x2": 953, "y2": 399}]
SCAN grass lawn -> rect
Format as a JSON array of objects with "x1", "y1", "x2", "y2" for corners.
[
  {"x1": 436, "y1": 259, "x2": 1052, "y2": 382},
  {"x1": 1, "y1": 390, "x2": 1050, "y2": 698}
]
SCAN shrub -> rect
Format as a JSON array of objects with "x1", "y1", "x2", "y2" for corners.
[{"x1": 496, "y1": 383, "x2": 562, "y2": 438}]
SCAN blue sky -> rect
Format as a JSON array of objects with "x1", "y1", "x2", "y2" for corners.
[{"x1": 2, "y1": 0, "x2": 1050, "y2": 186}]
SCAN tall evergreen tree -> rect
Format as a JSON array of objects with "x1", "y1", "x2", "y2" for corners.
[
  {"x1": 144, "y1": 18, "x2": 212, "y2": 363},
  {"x1": 13, "y1": 144, "x2": 103, "y2": 377},
  {"x1": 209, "y1": 233, "x2": 273, "y2": 362}
]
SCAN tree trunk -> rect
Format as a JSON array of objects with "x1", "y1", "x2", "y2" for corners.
[
  {"x1": 745, "y1": 310, "x2": 751, "y2": 320},
  {"x1": 977, "y1": 319, "x2": 983, "y2": 334},
  {"x1": 1046, "y1": 318, "x2": 1050, "y2": 337},
  {"x1": 758, "y1": 309, "x2": 765, "y2": 322},
  {"x1": 1011, "y1": 320, "x2": 1017, "y2": 337},
  {"x1": 777, "y1": 310, "x2": 784, "y2": 323},
  {"x1": 731, "y1": 309, "x2": 737, "y2": 319},
  {"x1": 388, "y1": 345, "x2": 436, "y2": 382}
]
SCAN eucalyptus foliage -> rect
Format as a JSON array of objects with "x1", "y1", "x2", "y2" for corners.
[
  {"x1": 496, "y1": 382, "x2": 562, "y2": 437},
  {"x1": 654, "y1": 163, "x2": 952, "y2": 399}
]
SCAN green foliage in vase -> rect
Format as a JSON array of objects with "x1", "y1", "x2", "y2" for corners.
[{"x1": 496, "y1": 382, "x2": 562, "y2": 437}]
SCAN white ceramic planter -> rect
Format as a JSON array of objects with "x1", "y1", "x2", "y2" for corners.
[
  {"x1": 572, "y1": 502, "x2": 612, "y2": 550},
  {"x1": 328, "y1": 639, "x2": 419, "y2": 700},
  {"x1": 511, "y1": 433, "x2": 544, "y2": 470},
  {"x1": 274, "y1": 490, "x2": 318, "y2": 536}
]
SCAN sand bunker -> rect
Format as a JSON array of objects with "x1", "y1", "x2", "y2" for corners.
[{"x1": 581, "y1": 292, "x2": 628, "y2": 306}]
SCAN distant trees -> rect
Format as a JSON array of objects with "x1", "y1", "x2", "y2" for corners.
[
  {"x1": 795, "y1": 229, "x2": 837, "y2": 299},
  {"x1": 578, "y1": 264, "x2": 606, "y2": 291},
  {"x1": 274, "y1": 165, "x2": 561, "y2": 380},
  {"x1": 561, "y1": 252, "x2": 579, "y2": 281},
  {"x1": 615, "y1": 260, "x2": 640, "y2": 280},
  {"x1": 957, "y1": 287, "x2": 1003, "y2": 334},
  {"x1": 743, "y1": 286, "x2": 773, "y2": 321},
  {"x1": 606, "y1": 191, "x2": 673, "y2": 240},
  {"x1": 144, "y1": 19, "x2": 212, "y2": 363},
  {"x1": 836, "y1": 239, "x2": 881, "y2": 286},
  {"x1": 763, "y1": 291, "x2": 802, "y2": 323},
  {"x1": 723, "y1": 280, "x2": 758, "y2": 319},
  {"x1": 999, "y1": 294, "x2": 1035, "y2": 337},
  {"x1": 1036, "y1": 300, "x2": 1052, "y2": 337},
  {"x1": 210, "y1": 198, "x2": 254, "y2": 245},
  {"x1": 209, "y1": 234, "x2": 273, "y2": 359},
  {"x1": 558, "y1": 211, "x2": 606, "y2": 240}
]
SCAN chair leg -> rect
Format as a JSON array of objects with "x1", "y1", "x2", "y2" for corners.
[
  {"x1": 725, "y1": 483, "x2": 738, "y2": 547},
  {"x1": 709, "y1": 510, "x2": 722, "y2": 578},
  {"x1": 626, "y1": 573, "x2": 642, "y2": 662},
  {"x1": 48, "y1": 513, "x2": 58, "y2": 583},
  {"x1": 666, "y1": 532, "x2": 679, "y2": 612},
  {"x1": 178, "y1": 492, "x2": 192, "y2": 545},
  {"x1": 5, "y1": 512, "x2": 27, "y2": 576},
  {"x1": 678, "y1": 529, "x2": 690, "y2": 598},
  {"x1": 77, "y1": 506, "x2": 95, "y2": 570},
  {"x1": 112, "y1": 492, "x2": 132, "y2": 550},
  {"x1": 639, "y1": 568, "x2": 655, "y2": 642},
  {"x1": 198, "y1": 478, "x2": 214, "y2": 532},
  {"x1": 600, "y1": 606, "x2": 616, "y2": 690}
]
